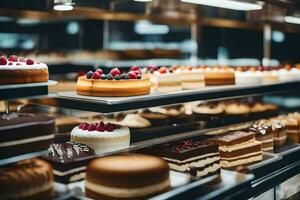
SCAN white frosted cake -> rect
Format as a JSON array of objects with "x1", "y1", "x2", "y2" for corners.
[
  {"x1": 71, "y1": 122, "x2": 130, "y2": 154},
  {"x1": 235, "y1": 71, "x2": 262, "y2": 85},
  {"x1": 175, "y1": 68, "x2": 205, "y2": 90}
]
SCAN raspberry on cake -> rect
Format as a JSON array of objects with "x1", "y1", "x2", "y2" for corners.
[
  {"x1": 71, "y1": 122, "x2": 130, "y2": 154},
  {"x1": 0, "y1": 55, "x2": 49, "y2": 84},
  {"x1": 76, "y1": 67, "x2": 150, "y2": 97}
]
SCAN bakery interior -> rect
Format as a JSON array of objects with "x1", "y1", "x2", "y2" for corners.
[{"x1": 1, "y1": 0, "x2": 300, "y2": 199}]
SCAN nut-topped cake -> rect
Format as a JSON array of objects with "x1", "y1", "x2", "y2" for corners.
[
  {"x1": 0, "y1": 55, "x2": 49, "y2": 84},
  {"x1": 71, "y1": 122, "x2": 130, "y2": 154},
  {"x1": 76, "y1": 67, "x2": 151, "y2": 97}
]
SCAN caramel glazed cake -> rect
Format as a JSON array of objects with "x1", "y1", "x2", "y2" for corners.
[
  {"x1": 211, "y1": 131, "x2": 263, "y2": 169},
  {"x1": 0, "y1": 158, "x2": 54, "y2": 200},
  {"x1": 0, "y1": 55, "x2": 49, "y2": 84},
  {"x1": 148, "y1": 139, "x2": 220, "y2": 177},
  {"x1": 43, "y1": 141, "x2": 95, "y2": 184},
  {"x1": 0, "y1": 112, "x2": 55, "y2": 159},
  {"x1": 85, "y1": 154, "x2": 170, "y2": 200},
  {"x1": 76, "y1": 67, "x2": 151, "y2": 97}
]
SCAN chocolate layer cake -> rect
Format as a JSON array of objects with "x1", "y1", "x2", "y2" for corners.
[
  {"x1": 249, "y1": 120, "x2": 275, "y2": 152},
  {"x1": 0, "y1": 158, "x2": 54, "y2": 200},
  {"x1": 0, "y1": 112, "x2": 55, "y2": 159},
  {"x1": 270, "y1": 119, "x2": 287, "y2": 147},
  {"x1": 43, "y1": 141, "x2": 95, "y2": 184},
  {"x1": 150, "y1": 139, "x2": 220, "y2": 177},
  {"x1": 211, "y1": 131, "x2": 262, "y2": 169},
  {"x1": 85, "y1": 154, "x2": 170, "y2": 200}
]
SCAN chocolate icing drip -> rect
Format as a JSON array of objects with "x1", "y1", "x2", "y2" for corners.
[{"x1": 47, "y1": 142, "x2": 95, "y2": 163}]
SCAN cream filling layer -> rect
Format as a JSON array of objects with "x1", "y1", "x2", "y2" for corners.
[
  {"x1": 167, "y1": 156, "x2": 220, "y2": 171},
  {"x1": 53, "y1": 166, "x2": 86, "y2": 176},
  {"x1": 257, "y1": 138, "x2": 273, "y2": 144},
  {"x1": 69, "y1": 172, "x2": 86, "y2": 182},
  {"x1": 262, "y1": 147, "x2": 273, "y2": 151},
  {"x1": 85, "y1": 178, "x2": 170, "y2": 198},
  {"x1": 221, "y1": 151, "x2": 262, "y2": 161},
  {"x1": 287, "y1": 130, "x2": 299, "y2": 134},
  {"x1": 0, "y1": 134, "x2": 54, "y2": 147},
  {"x1": 0, "y1": 182, "x2": 53, "y2": 199},
  {"x1": 163, "y1": 152, "x2": 219, "y2": 164},
  {"x1": 197, "y1": 163, "x2": 220, "y2": 177},
  {"x1": 220, "y1": 155, "x2": 263, "y2": 168},
  {"x1": 219, "y1": 139, "x2": 260, "y2": 152},
  {"x1": 274, "y1": 135, "x2": 287, "y2": 141}
]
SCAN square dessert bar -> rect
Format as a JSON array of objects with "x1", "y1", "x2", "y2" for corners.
[
  {"x1": 0, "y1": 113, "x2": 55, "y2": 159},
  {"x1": 150, "y1": 139, "x2": 221, "y2": 177},
  {"x1": 210, "y1": 131, "x2": 262, "y2": 169}
]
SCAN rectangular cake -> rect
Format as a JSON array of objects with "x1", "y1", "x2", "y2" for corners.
[
  {"x1": 146, "y1": 139, "x2": 220, "y2": 177},
  {"x1": 43, "y1": 141, "x2": 95, "y2": 184},
  {"x1": 174, "y1": 68, "x2": 205, "y2": 90},
  {"x1": 0, "y1": 112, "x2": 55, "y2": 159},
  {"x1": 210, "y1": 131, "x2": 262, "y2": 169},
  {"x1": 150, "y1": 69, "x2": 183, "y2": 93}
]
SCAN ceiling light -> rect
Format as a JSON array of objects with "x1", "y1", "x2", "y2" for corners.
[
  {"x1": 181, "y1": 0, "x2": 263, "y2": 11},
  {"x1": 284, "y1": 16, "x2": 300, "y2": 25},
  {"x1": 54, "y1": 0, "x2": 74, "y2": 11}
]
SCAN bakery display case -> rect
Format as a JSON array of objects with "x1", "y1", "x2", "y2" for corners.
[{"x1": 1, "y1": 0, "x2": 300, "y2": 200}]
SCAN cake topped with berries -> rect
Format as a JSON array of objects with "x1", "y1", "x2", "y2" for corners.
[
  {"x1": 76, "y1": 66, "x2": 150, "y2": 97},
  {"x1": 71, "y1": 121, "x2": 130, "y2": 154},
  {"x1": 0, "y1": 55, "x2": 49, "y2": 85}
]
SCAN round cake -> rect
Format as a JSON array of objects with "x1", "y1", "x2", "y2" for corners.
[
  {"x1": 0, "y1": 158, "x2": 54, "y2": 200},
  {"x1": 0, "y1": 55, "x2": 49, "y2": 85},
  {"x1": 76, "y1": 67, "x2": 151, "y2": 97},
  {"x1": 85, "y1": 154, "x2": 170, "y2": 200},
  {"x1": 71, "y1": 122, "x2": 130, "y2": 154}
]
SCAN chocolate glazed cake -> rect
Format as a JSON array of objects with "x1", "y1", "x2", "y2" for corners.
[
  {"x1": 211, "y1": 131, "x2": 263, "y2": 169},
  {"x1": 85, "y1": 154, "x2": 170, "y2": 200},
  {"x1": 43, "y1": 141, "x2": 95, "y2": 184},
  {"x1": 0, "y1": 113, "x2": 55, "y2": 159},
  {"x1": 0, "y1": 158, "x2": 54, "y2": 200},
  {"x1": 149, "y1": 139, "x2": 220, "y2": 177}
]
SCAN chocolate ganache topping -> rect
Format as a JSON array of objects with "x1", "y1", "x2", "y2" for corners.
[
  {"x1": 249, "y1": 119, "x2": 275, "y2": 135},
  {"x1": 47, "y1": 141, "x2": 95, "y2": 163}
]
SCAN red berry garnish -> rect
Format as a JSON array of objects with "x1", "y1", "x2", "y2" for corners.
[
  {"x1": 132, "y1": 70, "x2": 141, "y2": 75},
  {"x1": 130, "y1": 66, "x2": 140, "y2": 71},
  {"x1": 92, "y1": 71, "x2": 101, "y2": 79},
  {"x1": 8, "y1": 55, "x2": 18, "y2": 62},
  {"x1": 19, "y1": 57, "x2": 26, "y2": 62},
  {"x1": 159, "y1": 67, "x2": 168, "y2": 74},
  {"x1": 79, "y1": 123, "x2": 84, "y2": 129},
  {"x1": 110, "y1": 68, "x2": 121, "y2": 77},
  {"x1": 8, "y1": 62, "x2": 13, "y2": 65},
  {"x1": 105, "y1": 123, "x2": 115, "y2": 132},
  {"x1": 82, "y1": 123, "x2": 89, "y2": 130},
  {"x1": 0, "y1": 56, "x2": 7, "y2": 65},
  {"x1": 96, "y1": 69, "x2": 104, "y2": 75},
  {"x1": 26, "y1": 58, "x2": 34, "y2": 65},
  {"x1": 88, "y1": 123, "x2": 97, "y2": 131},
  {"x1": 96, "y1": 124, "x2": 105, "y2": 132},
  {"x1": 128, "y1": 71, "x2": 137, "y2": 79}
]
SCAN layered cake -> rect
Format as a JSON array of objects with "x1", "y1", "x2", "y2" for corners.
[
  {"x1": 273, "y1": 115, "x2": 300, "y2": 144},
  {"x1": 174, "y1": 66, "x2": 205, "y2": 90},
  {"x1": 210, "y1": 131, "x2": 262, "y2": 169},
  {"x1": 0, "y1": 158, "x2": 54, "y2": 200},
  {"x1": 71, "y1": 122, "x2": 130, "y2": 154},
  {"x1": 234, "y1": 68, "x2": 262, "y2": 85},
  {"x1": 249, "y1": 120, "x2": 275, "y2": 152},
  {"x1": 204, "y1": 67, "x2": 235, "y2": 86},
  {"x1": 76, "y1": 67, "x2": 151, "y2": 97},
  {"x1": 150, "y1": 67, "x2": 183, "y2": 93},
  {"x1": 151, "y1": 139, "x2": 220, "y2": 177},
  {"x1": 0, "y1": 55, "x2": 49, "y2": 84},
  {"x1": 0, "y1": 112, "x2": 55, "y2": 159},
  {"x1": 43, "y1": 141, "x2": 95, "y2": 184},
  {"x1": 270, "y1": 119, "x2": 287, "y2": 147},
  {"x1": 85, "y1": 154, "x2": 170, "y2": 200}
]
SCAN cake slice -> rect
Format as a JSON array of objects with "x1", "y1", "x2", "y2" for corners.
[
  {"x1": 270, "y1": 119, "x2": 287, "y2": 147},
  {"x1": 148, "y1": 139, "x2": 220, "y2": 177},
  {"x1": 210, "y1": 131, "x2": 262, "y2": 169},
  {"x1": 249, "y1": 120, "x2": 275, "y2": 152},
  {"x1": 43, "y1": 141, "x2": 95, "y2": 184},
  {"x1": 174, "y1": 66, "x2": 205, "y2": 90}
]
